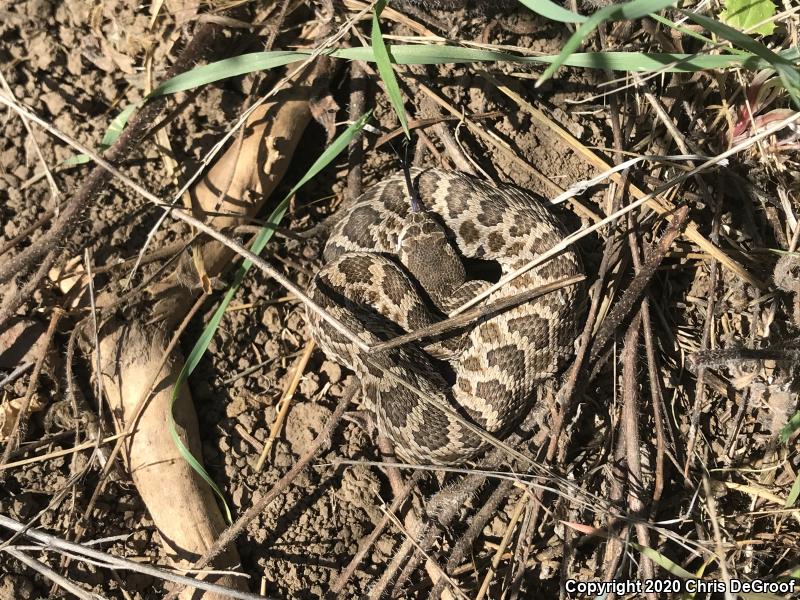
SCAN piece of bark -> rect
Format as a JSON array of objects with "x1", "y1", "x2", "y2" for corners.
[
  {"x1": 149, "y1": 61, "x2": 321, "y2": 322},
  {"x1": 90, "y1": 56, "x2": 334, "y2": 599},
  {"x1": 97, "y1": 322, "x2": 243, "y2": 599}
]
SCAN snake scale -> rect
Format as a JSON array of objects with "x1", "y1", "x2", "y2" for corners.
[{"x1": 307, "y1": 168, "x2": 584, "y2": 464}]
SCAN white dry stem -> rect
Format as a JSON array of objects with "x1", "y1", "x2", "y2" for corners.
[
  {"x1": 0, "y1": 69, "x2": 61, "y2": 208},
  {"x1": 3, "y1": 547, "x2": 103, "y2": 600},
  {"x1": 549, "y1": 153, "x2": 727, "y2": 205},
  {"x1": 379, "y1": 504, "x2": 471, "y2": 600},
  {"x1": 0, "y1": 515, "x2": 266, "y2": 600}
]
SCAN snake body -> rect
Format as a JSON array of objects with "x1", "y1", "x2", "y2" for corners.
[{"x1": 307, "y1": 168, "x2": 583, "y2": 464}]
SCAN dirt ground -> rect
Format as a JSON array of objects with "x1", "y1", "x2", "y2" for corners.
[{"x1": 1, "y1": 0, "x2": 799, "y2": 599}]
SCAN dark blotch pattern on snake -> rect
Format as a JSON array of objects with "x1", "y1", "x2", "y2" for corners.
[{"x1": 307, "y1": 168, "x2": 584, "y2": 464}]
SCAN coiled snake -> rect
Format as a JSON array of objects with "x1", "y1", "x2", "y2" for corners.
[{"x1": 307, "y1": 168, "x2": 583, "y2": 464}]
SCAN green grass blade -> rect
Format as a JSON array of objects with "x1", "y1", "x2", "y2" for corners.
[
  {"x1": 537, "y1": 0, "x2": 678, "y2": 85},
  {"x1": 152, "y1": 51, "x2": 303, "y2": 97},
  {"x1": 101, "y1": 103, "x2": 139, "y2": 147},
  {"x1": 371, "y1": 0, "x2": 410, "y2": 139},
  {"x1": 786, "y1": 471, "x2": 800, "y2": 508},
  {"x1": 681, "y1": 9, "x2": 800, "y2": 107},
  {"x1": 80, "y1": 36, "x2": 778, "y2": 164},
  {"x1": 333, "y1": 45, "x2": 757, "y2": 71},
  {"x1": 514, "y1": 0, "x2": 587, "y2": 23},
  {"x1": 629, "y1": 542, "x2": 697, "y2": 579},
  {"x1": 780, "y1": 410, "x2": 800, "y2": 442},
  {"x1": 62, "y1": 153, "x2": 92, "y2": 167},
  {"x1": 65, "y1": 53, "x2": 305, "y2": 164},
  {"x1": 168, "y1": 110, "x2": 372, "y2": 521},
  {"x1": 63, "y1": 103, "x2": 140, "y2": 166},
  {"x1": 650, "y1": 12, "x2": 722, "y2": 47},
  {"x1": 681, "y1": 10, "x2": 787, "y2": 64},
  {"x1": 630, "y1": 543, "x2": 782, "y2": 599}
]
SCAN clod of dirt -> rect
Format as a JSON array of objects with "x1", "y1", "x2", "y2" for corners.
[{"x1": 0, "y1": 318, "x2": 46, "y2": 369}]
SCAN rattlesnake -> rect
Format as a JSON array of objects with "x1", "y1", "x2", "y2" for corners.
[{"x1": 307, "y1": 168, "x2": 583, "y2": 464}]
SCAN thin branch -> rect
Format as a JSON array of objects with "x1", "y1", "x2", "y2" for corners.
[
  {"x1": 0, "y1": 515, "x2": 268, "y2": 600},
  {"x1": 369, "y1": 275, "x2": 585, "y2": 353},
  {"x1": 3, "y1": 547, "x2": 100, "y2": 600},
  {"x1": 591, "y1": 205, "x2": 690, "y2": 364}
]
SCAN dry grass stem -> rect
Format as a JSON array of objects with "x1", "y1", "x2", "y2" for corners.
[
  {"x1": 474, "y1": 494, "x2": 527, "y2": 600},
  {"x1": 256, "y1": 339, "x2": 316, "y2": 471},
  {"x1": 0, "y1": 515, "x2": 264, "y2": 600}
]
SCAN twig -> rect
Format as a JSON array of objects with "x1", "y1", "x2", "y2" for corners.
[
  {"x1": 371, "y1": 530, "x2": 416, "y2": 598},
  {"x1": 336, "y1": 458, "x2": 715, "y2": 565},
  {"x1": 0, "y1": 252, "x2": 60, "y2": 328},
  {"x1": 0, "y1": 515, "x2": 267, "y2": 600},
  {"x1": 380, "y1": 507, "x2": 471, "y2": 600},
  {"x1": 346, "y1": 61, "x2": 367, "y2": 203},
  {"x1": 0, "y1": 205, "x2": 58, "y2": 258},
  {"x1": 591, "y1": 206, "x2": 691, "y2": 364},
  {"x1": 331, "y1": 470, "x2": 425, "y2": 595},
  {"x1": 0, "y1": 309, "x2": 61, "y2": 471},
  {"x1": 3, "y1": 547, "x2": 100, "y2": 600},
  {"x1": 0, "y1": 70, "x2": 61, "y2": 206},
  {"x1": 0, "y1": 361, "x2": 34, "y2": 389},
  {"x1": 621, "y1": 312, "x2": 656, "y2": 594},
  {"x1": 49, "y1": 240, "x2": 189, "y2": 283},
  {"x1": 256, "y1": 339, "x2": 316, "y2": 471},
  {"x1": 474, "y1": 493, "x2": 527, "y2": 600},
  {"x1": 85, "y1": 250, "x2": 105, "y2": 438},
  {"x1": 505, "y1": 495, "x2": 535, "y2": 600},
  {"x1": 374, "y1": 463, "x2": 501, "y2": 598},
  {"x1": 432, "y1": 120, "x2": 478, "y2": 176},
  {"x1": 371, "y1": 435, "x2": 428, "y2": 599},
  {"x1": 369, "y1": 275, "x2": 585, "y2": 353},
  {"x1": 0, "y1": 432, "x2": 128, "y2": 472},
  {"x1": 702, "y1": 476, "x2": 735, "y2": 600},
  {"x1": 684, "y1": 193, "x2": 722, "y2": 477},
  {"x1": 601, "y1": 418, "x2": 629, "y2": 584},
  {"x1": 641, "y1": 301, "x2": 667, "y2": 514},
  {"x1": 417, "y1": 83, "x2": 564, "y2": 199},
  {"x1": 429, "y1": 479, "x2": 516, "y2": 600}
]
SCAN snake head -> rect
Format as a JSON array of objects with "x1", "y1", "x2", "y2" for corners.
[{"x1": 397, "y1": 211, "x2": 467, "y2": 306}]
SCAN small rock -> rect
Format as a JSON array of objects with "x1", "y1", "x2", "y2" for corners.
[
  {"x1": 299, "y1": 374, "x2": 319, "y2": 398},
  {"x1": 321, "y1": 360, "x2": 342, "y2": 384},
  {"x1": 260, "y1": 307, "x2": 281, "y2": 332},
  {"x1": 40, "y1": 91, "x2": 66, "y2": 115}
]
